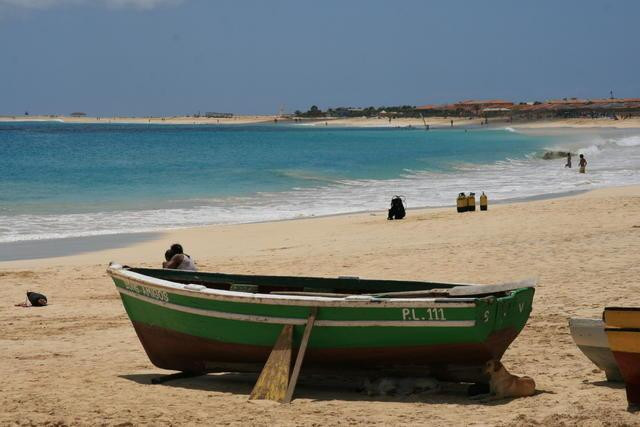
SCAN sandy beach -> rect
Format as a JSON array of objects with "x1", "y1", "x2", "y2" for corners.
[
  {"x1": 2, "y1": 185, "x2": 640, "y2": 425},
  {"x1": 3, "y1": 0, "x2": 638, "y2": 423},
  {"x1": 299, "y1": 116, "x2": 640, "y2": 129},
  {"x1": 3, "y1": 114, "x2": 640, "y2": 130}
]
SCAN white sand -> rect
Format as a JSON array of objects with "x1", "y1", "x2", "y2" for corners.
[{"x1": 2, "y1": 186, "x2": 640, "y2": 425}]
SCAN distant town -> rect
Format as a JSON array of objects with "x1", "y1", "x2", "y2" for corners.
[
  {"x1": 12, "y1": 97, "x2": 640, "y2": 122},
  {"x1": 295, "y1": 97, "x2": 640, "y2": 120}
]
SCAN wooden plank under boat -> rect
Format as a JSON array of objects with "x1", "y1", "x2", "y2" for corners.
[
  {"x1": 568, "y1": 318, "x2": 622, "y2": 382},
  {"x1": 604, "y1": 307, "x2": 640, "y2": 410},
  {"x1": 107, "y1": 264, "x2": 536, "y2": 383}
]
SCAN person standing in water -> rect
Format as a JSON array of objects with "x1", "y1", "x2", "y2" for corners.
[
  {"x1": 565, "y1": 152, "x2": 572, "y2": 168},
  {"x1": 578, "y1": 154, "x2": 587, "y2": 173}
]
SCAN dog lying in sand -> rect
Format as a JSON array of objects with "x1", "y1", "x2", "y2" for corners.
[{"x1": 472, "y1": 360, "x2": 536, "y2": 401}]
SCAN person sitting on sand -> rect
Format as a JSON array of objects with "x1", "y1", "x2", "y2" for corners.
[
  {"x1": 579, "y1": 154, "x2": 587, "y2": 173},
  {"x1": 565, "y1": 153, "x2": 572, "y2": 168},
  {"x1": 15, "y1": 291, "x2": 48, "y2": 307},
  {"x1": 162, "y1": 243, "x2": 197, "y2": 271}
]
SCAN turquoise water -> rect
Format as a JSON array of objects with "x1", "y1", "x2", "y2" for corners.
[
  {"x1": 2, "y1": 123, "x2": 544, "y2": 214},
  {"x1": 2, "y1": 122, "x2": 639, "y2": 242}
]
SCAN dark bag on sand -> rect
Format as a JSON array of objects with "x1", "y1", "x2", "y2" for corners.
[
  {"x1": 27, "y1": 291, "x2": 47, "y2": 307},
  {"x1": 387, "y1": 196, "x2": 406, "y2": 220}
]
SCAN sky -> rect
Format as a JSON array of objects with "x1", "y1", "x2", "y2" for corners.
[{"x1": 0, "y1": 0, "x2": 638, "y2": 116}]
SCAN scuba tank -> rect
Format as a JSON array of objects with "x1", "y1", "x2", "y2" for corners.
[
  {"x1": 467, "y1": 192, "x2": 476, "y2": 212},
  {"x1": 480, "y1": 192, "x2": 488, "y2": 211},
  {"x1": 456, "y1": 193, "x2": 468, "y2": 213}
]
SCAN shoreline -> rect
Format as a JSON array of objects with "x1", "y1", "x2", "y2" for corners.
[
  {"x1": 0, "y1": 185, "x2": 617, "y2": 268},
  {"x1": 2, "y1": 114, "x2": 640, "y2": 129},
  {"x1": 0, "y1": 115, "x2": 278, "y2": 126},
  {"x1": 0, "y1": 232, "x2": 163, "y2": 263},
  {"x1": 3, "y1": 123, "x2": 639, "y2": 263},
  {"x1": 0, "y1": 187, "x2": 593, "y2": 263}
]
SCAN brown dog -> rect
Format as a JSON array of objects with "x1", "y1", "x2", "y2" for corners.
[{"x1": 480, "y1": 360, "x2": 535, "y2": 400}]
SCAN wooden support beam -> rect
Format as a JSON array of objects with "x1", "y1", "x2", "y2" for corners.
[
  {"x1": 283, "y1": 307, "x2": 318, "y2": 403},
  {"x1": 248, "y1": 308, "x2": 319, "y2": 403},
  {"x1": 249, "y1": 324, "x2": 293, "y2": 402}
]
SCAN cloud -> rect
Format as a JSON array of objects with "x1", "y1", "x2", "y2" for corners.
[
  {"x1": 0, "y1": 0, "x2": 63, "y2": 8},
  {"x1": 104, "y1": 0, "x2": 184, "y2": 10},
  {"x1": 0, "y1": 0, "x2": 182, "y2": 10}
]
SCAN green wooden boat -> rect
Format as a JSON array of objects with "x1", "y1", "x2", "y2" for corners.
[{"x1": 107, "y1": 264, "x2": 535, "y2": 382}]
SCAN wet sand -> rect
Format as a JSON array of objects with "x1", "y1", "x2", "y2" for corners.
[{"x1": 0, "y1": 232, "x2": 162, "y2": 262}]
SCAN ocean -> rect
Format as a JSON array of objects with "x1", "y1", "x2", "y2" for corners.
[{"x1": 2, "y1": 122, "x2": 640, "y2": 244}]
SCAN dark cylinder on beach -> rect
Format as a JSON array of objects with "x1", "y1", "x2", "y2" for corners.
[
  {"x1": 457, "y1": 193, "x2": 468, "y2": 213},
  {"x1": 480, "y1": 192, "x2": 488, "y2": 211},
  {"x1": 467, "y1": 192, "x2": 476, "y2": 212}
]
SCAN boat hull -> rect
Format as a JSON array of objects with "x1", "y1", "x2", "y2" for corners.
[
  {"x1": 109, "y1": 266, "x2": 535, "y2": 383},
  {"x1": 605, "y1": 329, "x2": 640, "y2": 407},
  {"x1": 604, "y1": 307, "x2": 640, "y2": 409},
  {"x1": 129, "y1": 320, "x2": 520, "y2": 381},
  {"x1": 604, "y1": 307, "x2": 640, "y2": 329},
  {"x1": 568, "y1": 318, "x2": 622, "y2": 382}
]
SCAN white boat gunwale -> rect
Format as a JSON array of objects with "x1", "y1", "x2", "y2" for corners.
[
  {"x1": 568, "y1": 317, "x2": 610, "y2": 347},
  {"x1": 108, "y1": 264, "x2": 533, "y2": 309},
  {"x1": 108, "y1": 265, "x2": 480, "y2": 308},
  {"x1": 568, "y1": 317, "x2": 624, "y2": 382}
]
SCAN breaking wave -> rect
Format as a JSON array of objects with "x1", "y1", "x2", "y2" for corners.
[{"x1": 2, "y1": 127, "x2": 640, "y2": 243}]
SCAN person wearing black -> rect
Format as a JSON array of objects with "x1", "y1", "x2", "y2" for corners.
[
  {"x1": 15, "y1": 291, "x2": 48, "y2": 307},
  {"x1": 387, "y1": 196, "x2": 406, "y2": 220},
  {"x1": 27, "y1": 292, "x2": 47, "y2": 306}
]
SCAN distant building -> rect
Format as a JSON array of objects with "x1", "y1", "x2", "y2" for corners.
[
  {"x1": 416, "y1": 99, "x2": 514, "y2": 117},
  {"x1": 204, "y1": 112, "x2": 234, "y2": 118},
  {"x1": 456, "y1": 99, "x2": 514, "y2": 109},
  {"x1": 482, "y1": 107, "x2": 511, "y2": 113},
  {"x1": 414, "y1": 104, "x2": 456, "y2": 116},
  {"x1": 70, "y1": 112, "x2": 87, "y2": 117},
  {"x1": 511, "y1": 98, "x2": 640, "y2": 119},
  {"x1": 416, "y1": 97, "x2": 640, "y2": 119}
]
